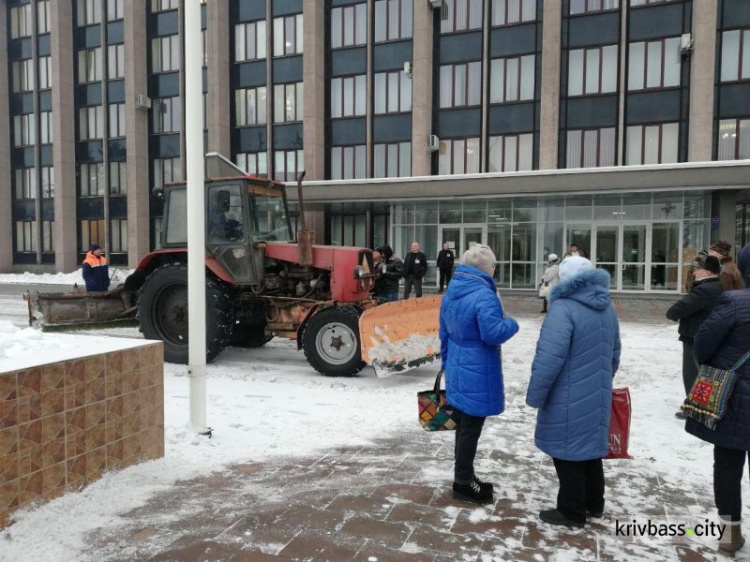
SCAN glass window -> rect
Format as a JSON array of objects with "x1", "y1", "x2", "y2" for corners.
[
  {"x1": 568, "y1": 45, "x2": 618, "y2": 96},
  {"x1": 152, "y1": 35, "x2": 180, "y2": 73},
  {"x1": 235, "y1": 21, "x2": 267, "y2": 62},
  {"x1": 441, "y1": 0, "x2": 484, "y2": 33},
  {"x1": 332, "y1": 4, "x2": 367, "y2": 48},
  {"x1": 79, "y1": 163, "x2": 105, "y2": 196},
  {"x1": 154, "y1": 158, "x2": 181, "y2": 190},
  {"x1": 566, "y1": 128, "x2": 616, "y2": 168},
  {"x1": 631, "y1": 0, "x2": 680, "y2": 6},
  {"x1": 491, "y1": 0, "x2": 536, "y2": 26},
  {"x1": 375, "y1": 0, "x2": 413, "y2": 42},
  {"x1": 439, "y1": 62, "x2": 481, "y2": 108},
  {"x1": 152, "y1": 0, "x2": 179, "y2": 12},
  {"x1": 570, "y1": 0, "x2": 619, "y2": 14},
  {"x1": 42, "y1": 221, "x2": 54, "y2": 253},
  {"x1": 12, "y1": 59, "x2": 34, "y2": 93},
  {"x1": 109, "y1": 162, "x2": 127, "y2": 195},
  {"x1": 14, "y1": 114, "x2": 35, "y2": 147},
  {"x1": 10, "y1": 4, "x2": 32, "y2": 39},
  {"x1": 235, "y1": 86, "x2": 267, "y2": 126},
  {"x1": 40, "y1": 111, "x2": 53, "y2": 144},
  {"x1": 490, "y1": 55, "x2": 535, "y2": 103},
  {"x1": 41, "y1": 166, "x2": 55, "y2": 198},
  {"x1": 374, "y1": 142, "x2": 411, "y2": 178},
  {"x1": 438, "y1": 138, "x2": 480, "y2": 175},
  {"x1": 628, "y1": 37, "x2": 681, "y2": 90},
  {"x1": 108, "y1": 44, "x2": 125, "y2": 79},
  {"x1": 273, "y1": 83, "x2": 303, "y2": 123},
  {"x1": 331, "y1": 145, "x2": 367, "y2": 180},
  {"x1": 38, "y1": 1, "x2": 51, "y2": 34},
  {"x1": 77, "y1": 0, "x2": 102, "y2": 27},
  {"x1": 110, "y1": 219, "x2": 129, "y2": 252},
  {"x1": 108, "y1": 103, "x2": 126, "y2": 137},
  {"x1": 108, "y1": 0, "x2": 124, "y2": 21},
  {"x1": 331, "y1": 75, "x2": 366, "y2": 118},
  {"x1": 15, "y1": 221, "x2": 37, "y2": 253},
  {"x1": 78, "y1": 48, "x2": 102, "y2": 83},
  {"x1": 718, "y1": 119, "x2": 750, "y2": 161},
  {"x1": 721, "y1": 29, "x2": 750, "y2": 82},
  {"x1": 14, "y1": 168, "x2": 37, "y2": 200},
  {"x1": 274, "y1": 150, "x2": 304, "y2": 182},
  {"x1": 626, "y1": 123, "x2": 679, "y2": 165},
  {"x1": 374, "y1": 71, "x2": 412, "y2": 114},
  {"x1": 236, "y1": 153, "x2": 269, "y2": 177},
  {"x1": 488, "y1": 134, "x2": 533, "y2": 172},
  {"x1": 273, "y1": 14, "x2": 303, "y2": 57},
  {"x1": 39, "y1": 56, "x2": 52, "y2": 89},
  {"x1": 153, "y1": 97, "x2": 181, "y2": 134},
  {"x1": 80, "y1": 220, "x2": 105, "y2": 252}
]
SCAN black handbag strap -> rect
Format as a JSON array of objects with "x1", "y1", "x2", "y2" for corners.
[
  {"x1": 732, "y1": 350, "x2": 750, "y2": 371},
  {"x1": 433, "y1": 369, "x2": 445, "y2": 399}
]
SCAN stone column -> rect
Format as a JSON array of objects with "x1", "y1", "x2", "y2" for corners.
[
  {"x1": 303, "y1": 0, "x2": 325, "y2": 180},
  {"x1": 539, "y1": 0, "x2": 562, "y2": 169},
  {"x1": 411, "y1": 0, "x2": 434, "y2": 176},
  {"x1": 51, "y1": 0, "x2": 79, "y2": 272},
  {"x1": 207, "y1": 0, "x2": 231, "y2": 157},
  {"x1": 688, "y1": 0, "x2": 718, "y2": 162},
  {"x1": 124, "y1": 1, "x2": 152, "y2": 265},
  {"x1": 0, "y1": 1, "x2": 13, "y2": 272}
]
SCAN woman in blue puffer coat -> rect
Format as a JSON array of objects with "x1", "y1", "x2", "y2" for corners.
[
  {"x1": 526, "y1": 256, "x2": 621, "y2": 529},
  {"x1": 440, "y1": 244, "x2": 519, "y2": 505}
]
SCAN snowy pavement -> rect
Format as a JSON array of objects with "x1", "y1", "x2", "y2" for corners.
[{"x1": 0, "y1": 312, "x2": 745, "y2": 561}]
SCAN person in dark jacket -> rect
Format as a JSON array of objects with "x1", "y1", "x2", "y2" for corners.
[
  {"x1": 527, "y1": 256, "x2": 621, "y2": 529},
  {"x1": 82, "y1": 244, "x2": 110, "y2": 292},
  {"x1": 666, "y1": 255, "x2": 723, "y2": 419},
  {"x1": 440, "y1": 244, "x2": 519, "y2": 505},
  {"x1": 709, "y1": 240, "x2": 745, "y2": 291},
  {"x1": 436, "y1": 243, "x2": 455, "y2": 293},
  {"x1": 376, "y1": 245, "x2": 403, "y2": 302},
  {"x1": 402, "y1": 242, "x2": 428, "y2": 299},
  {"x1": 685, "y1": 244, "x2": 750, "y2": 555}
]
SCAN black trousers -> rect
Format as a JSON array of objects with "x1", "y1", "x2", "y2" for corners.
[
  {"x1": 439, "y1": 268, "x2": 453, "y2": 292},
  {"x1": 552, "y1": 458, "x2": 605, "y2": 523},
  {"x1": 682, "y1": 341, "x2": 699, "y2": 395},
  {"x1": 454, "y1": 410, "x2": 486, "y2": 485},
  {"x1": 714, "y1": 446, "x2": 750, "y2": 522},
  {"x1": 404, "y1": 275, "x2": 423, "y2": 299}
]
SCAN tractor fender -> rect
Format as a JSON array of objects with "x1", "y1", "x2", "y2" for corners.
[{"x1": 125, "y1": 249, "x2": 236, "y2": 293}]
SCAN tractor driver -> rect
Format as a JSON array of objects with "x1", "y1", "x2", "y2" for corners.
[{"x1": 209, "y1": 189, "x2": 243, "y2": 242}]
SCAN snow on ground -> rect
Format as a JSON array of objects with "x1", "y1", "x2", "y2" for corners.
[
  {"x1": 0, "y1": 268, "x2": 133, "y2": 287},
  {"x1": 0, "y1": 318, "x2": 741, "y2": 562}
]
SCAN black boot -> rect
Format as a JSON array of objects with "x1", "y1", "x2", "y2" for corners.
[
  {"x1": 473, "y1": 475, "x2": 493, "y2": 493},
  {"x1": 452, "y1": 480, "x2": 493, "y2": 505},
  {"x1": 539, "y1": 508, "x2": 584, "y2": 529}
]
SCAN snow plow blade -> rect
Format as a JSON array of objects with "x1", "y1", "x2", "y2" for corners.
[
  {"x1": 359, "y1": 295, "x2": 442, "y2": 377},
  {"x1": 25, "y1": 288, "x2": 136, "y2": 329}
]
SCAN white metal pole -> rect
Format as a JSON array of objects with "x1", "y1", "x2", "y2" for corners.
[{"x1": 185, "y1": 0, "x2": 207, "y2": 432}]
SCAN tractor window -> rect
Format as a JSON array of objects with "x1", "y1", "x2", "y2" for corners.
[
  {"x1": 208, "y1": 185, "x2": 245, "y2": 244},
  {"x1": 252, "y1": 193, "x2": 292, "y2": 242},
  {"x1": 165, "y1": 188, "x2": 187, "y2": 246}
]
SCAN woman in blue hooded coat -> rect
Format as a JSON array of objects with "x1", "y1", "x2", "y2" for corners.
[
  {"x1": 440, "y1": 244, "x2": 519, "y2": 504},
  {"x1": 526, "y1": 256, "x2": 621, "y2": 528}
]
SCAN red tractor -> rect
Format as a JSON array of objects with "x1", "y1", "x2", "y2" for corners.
[{"x1": 28, "y1": 163, "x2": 377, "y2": 377}]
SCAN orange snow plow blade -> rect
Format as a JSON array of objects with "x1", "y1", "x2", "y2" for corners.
[{"x1": 359, "y1": 295, "x2": 442, "y2": 377}]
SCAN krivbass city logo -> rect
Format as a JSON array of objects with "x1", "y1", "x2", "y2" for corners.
[{"x1": 615, "y1": 518, "x2": 727, "y2": 543}]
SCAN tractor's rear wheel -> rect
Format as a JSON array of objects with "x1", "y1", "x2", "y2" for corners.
[
  {"x1": 302, "y1": 307, "x2": 365, "y2": 377},
  {"x1": 137, "y1": 263, "x2": 234, "y2": 364}
]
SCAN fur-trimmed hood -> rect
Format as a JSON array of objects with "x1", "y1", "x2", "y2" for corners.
[{"x1": 548, "y1": 267, "x2": 612, "y2": 311}]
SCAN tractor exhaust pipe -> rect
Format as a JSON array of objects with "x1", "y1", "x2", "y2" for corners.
[{"x1": 296, "y1": 171, "x2": 314, "y2": 267}]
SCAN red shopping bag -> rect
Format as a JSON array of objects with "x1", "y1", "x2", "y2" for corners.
[{"x1": 605, "y1": 388, "x2": 632, "y2": 459}]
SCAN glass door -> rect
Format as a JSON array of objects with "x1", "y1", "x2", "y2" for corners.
[
  {"x1": 650, "y1": 222, "x2": 680, "y2": 291},
  {"x1": 621, "y1": 224, "x2": 647, "y2": 291},
  {"x1": 439, "y1": 225, "x2": 487, "y2": 264},
  {"x1": 593, "y1": 225, "x2": 619, "y2": 290},
  {"x1": 463, "y1": 226, "x2": 486, "y2": 254}
]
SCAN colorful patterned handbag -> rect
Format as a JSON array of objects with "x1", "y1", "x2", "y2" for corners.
[
  {"x1": 682, "y1": 350, "x2": 750, "y2": 430},
  {"x1": 417, "y1": 370, "x2": 459, "y2": 431}
]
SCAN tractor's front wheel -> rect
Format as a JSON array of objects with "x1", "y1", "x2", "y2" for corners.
[
  {"x1": 137, "y1": 263, "x2": 235, "y2": 364},
  {"x1": 302, "y1": 307, "x2": 365, "y2": 377}
]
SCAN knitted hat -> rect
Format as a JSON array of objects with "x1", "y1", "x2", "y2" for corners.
[
  {"x1": 710, "y1": 240, "x2": 731, "y2": 257},
  {"x1": 90, "y1": 244, "x2": 101, "y2": 252},
  {"x1": 462, "y1": 244, "x2": 496, "y2": 276},
  {"x1": 558, "y1": 256, "x2": 594, "y2": 282}
]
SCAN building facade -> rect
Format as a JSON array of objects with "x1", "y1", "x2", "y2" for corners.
[{"x1": 1, "y1": 0, "x2": 749, "y2": 293}]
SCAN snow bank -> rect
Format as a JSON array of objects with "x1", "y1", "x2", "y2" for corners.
[{"x1": 0, "y1": 268, "x2": 133, "y2": 287}]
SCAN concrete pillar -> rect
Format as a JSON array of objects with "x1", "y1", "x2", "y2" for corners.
[
  {"x1": 411, "y1": 0, "x2": 434, "y2": 176},
  {"x1": 539, "y1": 0, "x2": 562, "y2": 170},
  {"x1": 207, "y1": 0, "x2": 231, "y2": 157},
  {"x1": 125, "y1": 1, "x2": 152, "y2": 265},
  {"x1": 50, "y1": 0, "x2": 79, "y2": 272},
  {"x1": 303, "y1": 0, "x2": 325, "y2": 180},
  {"x1": 0, "y1": 1, "x2": 13, "y2": 272},
  {"x1": 688, "y1": 0, "x2": 718, "y2": 162}
]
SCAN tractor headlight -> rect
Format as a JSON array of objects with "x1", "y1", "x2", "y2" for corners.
[{"x1": 354, "y1": 265, "x2": 365, "y2": 279}]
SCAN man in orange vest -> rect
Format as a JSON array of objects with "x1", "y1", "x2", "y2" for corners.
[{"x1": 82, "y1": 244, "x2": 110, "y2": 292}]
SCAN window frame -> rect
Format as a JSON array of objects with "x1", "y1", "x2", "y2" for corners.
[
  {"x1": 12, "y1": 59, "x2": 35, "y2": 93},
  {"x1": 440, "y1": 0, "x2": 484, "y2": 34},
  {"x1": 42, "y1": 221, "x2": 54, "y2": 253},
  {"x1": 330, "y1": 145, "x2": 367, "y2": 180},
  {"x1": 40, "y1": 111, "x2": 53, "y2": 144},
  {"x1": 628, "y1": 37, "x2": 682, "y2": 91},
  {"x1": 152, "y1": 96, "x2": 181, "y2": 134},
  {"x1": 152, "y1": 35, "x2": 180, "y2": 74},
  {"x1": 489, "y1": 54, "x2": 535, "y2": 103},
  {"x1": 38, "y1": 1, "x2": 52, "y2": 34},
  {"x1": 273, "y1": 82, "x2": 304, "y2": 123},
  {"x1": 491, "y1": 0, "x2": 537, "y2": 27},
  {"x1": 235, "y1": 21, "x2": 267, "y2": 62},
  {"x1": 15, "y1": 168, "x2": 37, "y2": 200},
  {"x1": 41, "y1": 166, "x2": 54, "y2": 198},
  {"x1": 331, "y1": 75, "x2": 367, "y2": 118},
  {"x1": 109, "y1": 162, "x2": 127, "y2": 195},
  {"x1": 79, "y1": 163, "x2": 106, "y2": 197},
  {"x1": 374, "y1": 142, "x2": 412, "y2": 178},
  {"x1": 565, "y1": 127, "x2": 617, "y2": 168},
  {"x1": 108, "y1": 44, "x2": 125, "y2": 79},
  {"x1": 488, "y1": 133, "x2": 534, "y2": 172},
  {"x1": 79, "y1": 106, "x2": 104, "y2": 141},
  {"x1": 438, "y1": 137, "x2": 481, "y2": 175},
  {"x1": 110, "y1": 219, "x2": 129, "y2": 253},
  {"x1": 154, "y1": 157, "x2": 182, "y2": 189},
  {"x1": 13, "y1": 114, "x2": 36, "y2": 147},
  {"x1": 15, "y1": 221, "x2": 37, "y2": 253},
  {"x1": 107, "y1": 0, "x2": 124, "y2": 21},
  {"x1": 374, "y1": 70, "x2": 413, "y2": 114},
  {"x1": 77, "y1": 0, "x2": 102, "y2": 27},
  {"x1": 332, "y1": 3, "x2": 368, "y2": 49},
  {"x1": 109, "y1": 103, "x2": 126, "y2": 138},
  {"x1": 78, "y1": 47, "x2": 103, "y2": 84},
  {"x1": 625, "y1": 122, "x2": 680, "y2": 165},
  {"x1": 274, "y1": 149, "x2": 305, "y2": 182},
  {"x1": 273, "y1": 14, "x2": 304, "y2": 57},
  {"x1": 151, "y1": 0, "x2": 179, "y2": 13},
  {"x1": 10, "y1": 4, "x2": 33, "y2": 39},
  {"x1": 80, "y1": 219, "x2": 106, "y2": 252},
  {"x1": 235, "y1": 86, "x2": 268, "y2": 126},
  {"x1": 374, "y1": 0, "x2": 413, "y2": 43},
  {"x1": 236, "y1": 152, "x2": 269, "y2": 177},
  {"x1": 39, "y1": 56, "x2": 52, "y2": 90},
  {"x1": 720, "y1": 28, "x2": 750, "y2": 83},
  {"x1": 717, "y1": 118, "x2": 750, "y2": 161},
  {"x1": 440, "y1": 61, "x2": 482, "y2": 108},
  {"x1": 567, "y1": 45, "x2": 618, "y2": 96},
  {"x1": 569, "y1": 0, "x2": 620, "y2": 16}
]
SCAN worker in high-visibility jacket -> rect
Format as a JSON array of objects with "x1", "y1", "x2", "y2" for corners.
[{"x1": 82, "y1": 244, "x2": 110, "y2": 292}]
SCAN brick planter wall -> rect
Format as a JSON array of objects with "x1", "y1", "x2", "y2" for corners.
[{"x1": 0, "y1": 341, "x2": 164, "y2": 527}]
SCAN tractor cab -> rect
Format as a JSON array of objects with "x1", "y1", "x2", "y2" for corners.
[{"x1": 160, "y1": 173, "x2": 293, "y2": 286}]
